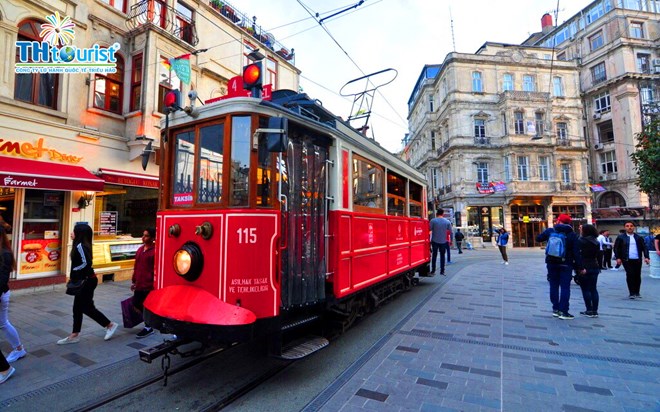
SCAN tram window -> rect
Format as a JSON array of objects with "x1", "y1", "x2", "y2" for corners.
[
  {"x1": 409, "y1": 182, "x2": 423, "y2": 218},
  {"x1": 257, "y1": 118, "x2": 273, "y2": 207},
  {"x1": 352, "y1": 155, "x2": 384, "y2": 212},
  {"x1": 198, "y1": 123, "x2": 224, "y2": 204},
  {"x1": 172, "y1": 130, "x2": 195, "y2": 207},
  {"x1": 387, "y1": 172, "x2": 406, "y2": 216},
  {"x1": 230, "y1": 116, "x2": 251, "y2": 206}
]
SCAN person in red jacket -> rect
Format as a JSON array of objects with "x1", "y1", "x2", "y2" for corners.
[{"x1": 132, "y1": 228, "x2": 156, "y2": 338}]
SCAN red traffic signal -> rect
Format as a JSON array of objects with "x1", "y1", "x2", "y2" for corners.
[
  {"x1": 242, "y1": 62, "x2": 263, "y2": 90},
  {"x1": 164, "y1": 89, "x2": 181, "y2": 112}
]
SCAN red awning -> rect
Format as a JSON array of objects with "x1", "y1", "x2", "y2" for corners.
[
  {"x1": 99, "y1": 168, "x2": 159, "y2": 189},
  {"x1": 0, "y1": 156, "x2": 104, "y2": 191}
]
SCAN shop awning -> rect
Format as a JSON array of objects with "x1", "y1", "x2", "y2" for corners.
[
  {"x1": 0, "y1": 156, "x2": 104, "y2": 191},
  {"x1": 99, "y1": 168, "x2": 159, "y2": 189}
]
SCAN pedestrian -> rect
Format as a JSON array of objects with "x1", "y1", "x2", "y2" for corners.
[
  {"x1": 496, "y1": 228, "x2": 509, "y2": 265},
  {"x1": 0, "y1": 350, "x2": 15, "y2": 384},
  {"x1": 576, "y1": 224, "x2": 601, "y2": 318},
  {"x1": 612, "y1": 229, "x2": 625, "y2": 270},
  {"x1": 429, "y1": 209, "x2": 452, "y2": 276},
  {"x1": 651, "y1": 232, "x2": 660, "y2": 279},
  {"x1": 446, "y1": 229, "x2": 452, "y2": 263},
  {"x1": 454, "y1": 229, "x2": 465, "y2": 254},
  {"x1": 536, "y1": 214, "x2": 582, "y2": 320},
  {"x1": 1, "y1": 226, "x2": 26, "y2": 363},
  {"x1": 596, "y1": 230, "x2": 612, "y2": 269},
  {"x1": 0, "y1": 214, "x2": 10, "y2": 233},
  {"x1": 132, "y1": 228, "x2": 156, "y2": 338},
  {"x1": 57, "y1": 223, "x2": 118, "y2": 344},
  {"x1": 613, "y1": 221, "x2": 650, "y2": 299}
]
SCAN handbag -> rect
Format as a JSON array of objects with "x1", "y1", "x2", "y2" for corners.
[
  {"x1": 121, "y1": 296, "x2": 144, "y2": 328},
  {"x1": 65, "y1": 279, "x2": 86, "y2": 296}
]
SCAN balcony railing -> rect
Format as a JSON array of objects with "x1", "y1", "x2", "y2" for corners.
[
  {"x1": 498, "y1": 90, "x2": 550, "y2": 103},
  {"x1": 557, "y1": 138, "x2": 571, "y2": 146},
  {"x1": 559, "y1": 183, "x2": 576, "y2": 191},
  {"x1": 208, "y1": 0, "x2": 295, "y2": 63},
  {"x1": 126, "y1": 0, "x2": 199, "y2": 46},
  {"x1": 474, "y1": 137, "x2": 491, "y2": 145}
]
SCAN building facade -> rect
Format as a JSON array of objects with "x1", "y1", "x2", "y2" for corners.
[
  {"x1": 528, "y1": 0, "x2": 659, "y2": 232},
  {"x1": 406, "y1": 43, "x2": 590, "y2": 247},
  {"x1": 0, "y1": 0, "x2": 299, "y2": 288}
]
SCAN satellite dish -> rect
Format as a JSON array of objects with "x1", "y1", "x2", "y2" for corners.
[{"x1": 141, "y1": 140, "x2": 153, "y2": 171}]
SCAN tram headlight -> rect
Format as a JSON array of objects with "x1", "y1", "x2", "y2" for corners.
[{"x1": 173, "y1": 242, "x2": 203, "y2": 281}]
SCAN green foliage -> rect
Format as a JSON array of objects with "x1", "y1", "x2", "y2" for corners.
[{"x1": 630, "y1": 119, "x2": 660, "y2": 198}]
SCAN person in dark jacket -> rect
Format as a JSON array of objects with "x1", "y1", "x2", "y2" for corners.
[
  {"x1": 576, "y1": 224, "x2": 601, "y2": 318},
  {"x1": 131, "y1": 228, "x2": 156, "y2": 338},
  {"x1": 57, "y1": 223, "x2": 118, "y2": 344},
  {"x1": 536, "y1": 214, "x2": 582, "y2": 320},
  {"x1": 613, "y1": 221, "x2": 650, "y2": 299},
  {"x1": 454, "y1": 229, "x2": 465, "y2": 254},
  {"x1": 0, "y1": 225, "x2": 26, "y2": 363}
]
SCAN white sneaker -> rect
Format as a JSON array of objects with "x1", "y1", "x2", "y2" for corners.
[
  {"x1": 504, "y1": 262, "x2": 509, "y2": 265},
  {"x1": 6, "y1": 348, "x2": 26, "y2": 363},
  {"x1": 0, "y1": 366, "x2": 15, "y2": 384},
  {"x1": 104, "y1": 322, "x2": 118, "y2": 341},
  {"x1": 57, "y1": 336, "x2": 80, "y2": 345}
]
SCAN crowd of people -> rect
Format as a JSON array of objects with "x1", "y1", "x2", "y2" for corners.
[{"x1": 0, "y1": 223, "x2": 156, "y2": 385}]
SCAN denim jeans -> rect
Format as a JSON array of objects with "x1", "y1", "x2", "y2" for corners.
[
  {"x1": 431, "y1": 242, "x2": 449, "y2": 273},
  {"x1": 0, "y1": 291, "x2": 22, "y2": 349},
  {"x1": 547, "y1": 263, "x2": 573, "y2": 313},
  {"x1": 578, "y1": 268, "x2": 600, "y2": 312}
]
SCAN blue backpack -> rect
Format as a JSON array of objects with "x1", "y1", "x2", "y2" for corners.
[
  {"x1": 644, "y1": 235, "x2": 656, "y2": 252},
  {"x1": 546, "y1": 230, "x2": 567, "y2": 260}
]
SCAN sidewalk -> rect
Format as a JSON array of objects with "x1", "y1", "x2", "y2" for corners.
[{"x1": 306, "y1": 249, "x2": 660, "y2": 412}]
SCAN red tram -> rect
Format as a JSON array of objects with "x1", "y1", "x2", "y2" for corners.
[{"x1": 143, "y1": 87, "x2": 430, "y2": 359}]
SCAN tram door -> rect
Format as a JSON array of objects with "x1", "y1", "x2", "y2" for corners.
[{"x1": 280, "y1": 131, "x2": 328, "y2": 308}]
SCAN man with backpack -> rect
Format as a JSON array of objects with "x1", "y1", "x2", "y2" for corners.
[
  {"x1": 536, "y1": 214, "x2": 582, "y2": 320},
  {"x1": 613, "y1": 221, "x2": 650, "y2": 299}
]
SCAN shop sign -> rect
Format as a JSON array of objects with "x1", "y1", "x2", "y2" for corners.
[
  {"x1": 0, "y1": 137, "x2": 82, "y2": 164},
  {"x1": 592, "y1": 207, "x2": 646, "y2": 219},
  {"x1": 476, "y1": 182, "x2": 494, "y2": 194},
  {"x1": 43, "y1": 192, "x2": 62, "y2": 206},
  {"x1": 522, "y1": 216, "x2": 530, "y2": 223},
  {"x1": 173, "y1": 193, "x2": 193, "y2": 205},
  {"x1": 102, "y1": 174, "x2": 159, "y2": 188}
]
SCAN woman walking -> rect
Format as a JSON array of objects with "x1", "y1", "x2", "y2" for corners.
[
  {"x1": 0, "y1": 350, "x2": 15, "y2": 384},
  {"x1": 576, "y1": 224, "x2": 601, "y2": 317},
  {"x1": 57, "y1": 223, "x2": 117, "y2": 344},
  {"x1": 497, "y1": 228, "x2": 509, "y2": 265},
  {"x1": 0, "y1": 226, "x2": 26, "y2": 362}
]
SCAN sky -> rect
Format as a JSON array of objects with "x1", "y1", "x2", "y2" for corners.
[{"x1": 234, "y1": 0, "x2": 593, "y2": 153}]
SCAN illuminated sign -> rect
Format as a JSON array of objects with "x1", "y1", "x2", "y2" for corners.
[{"x1": 0, "y1": 137, "x2": 82, "y2": 163}]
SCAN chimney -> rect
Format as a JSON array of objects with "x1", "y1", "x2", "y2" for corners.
[{"x1": 541, "y1": 13, "x2": 554, "y2": 33}]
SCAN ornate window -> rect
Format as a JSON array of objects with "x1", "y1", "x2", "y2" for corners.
[{"x1": 94, "y1": 54, "x2": 124, "y2": 114}]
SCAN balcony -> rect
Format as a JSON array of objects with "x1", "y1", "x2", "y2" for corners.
[
  {"x1": 126, "y1": 0, "x2": 199, "y2": 46},
  {"x1": 474, "y1": 137, "x2": 491, "y2": 145},
  {"x1": 556, "y1": 138, "x2": 571, "y2": 147},
  {"x1": 207, "y1": 0, "x2": 295, "y2": 63},
  {"x1": 559, "y1": 182, "x2": 577, "y2": 191}
]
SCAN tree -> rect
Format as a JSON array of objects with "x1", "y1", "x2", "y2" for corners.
[{"x1": 630, "y1": 119, "x2": 660, "y2": 210}]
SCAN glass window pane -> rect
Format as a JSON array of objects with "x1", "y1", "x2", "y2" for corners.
[
  {"x1": 198, "y1": 123, "x2": 224, "y2": 203},
  {"x1": 230, "y1": 116, "x2": 251, "y2": 206},
  {"x1": 172, "y1": 131, "x2": 195, "y2": 206}
]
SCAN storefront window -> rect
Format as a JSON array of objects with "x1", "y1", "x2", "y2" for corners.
[
  {"x1": 95, "y1": 185, "x2": 157, "y2": 237},
  {"x1": 510, "y1": 205, "x2": 547, "y2": 247}
]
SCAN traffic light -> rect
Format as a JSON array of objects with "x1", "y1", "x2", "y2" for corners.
[
  {"x1": 164, "y1": 89, "x2": 182, "y2": 113},
  {"x1": 243, "y1": 62, "x2": 263, "y2": 93}
]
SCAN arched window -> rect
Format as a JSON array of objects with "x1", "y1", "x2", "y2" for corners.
[
  {"x1": 598, "y1": 191, "x2": 626, "y2": 208},
  {"x1": 14, "y1": 19, "x2": 59, "y2": 109},
  {"x1": 94, "y1": 54, "x2": 124, "y2": 113}
]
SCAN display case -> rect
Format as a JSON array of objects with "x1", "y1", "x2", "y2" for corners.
[{"x1": 93, "y1": 238, "x2": 142, "y2": 281}]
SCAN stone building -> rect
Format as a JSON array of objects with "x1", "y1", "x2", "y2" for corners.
[
  {"x1": 0, "y1": 0, "x2": 299, "y2": 288},
  {"x1": 406, "y1": 43, "x2": 590, "y2": 247},
  {"x1": 527, "y1": 0, "x2": 659, "y2": 232}
]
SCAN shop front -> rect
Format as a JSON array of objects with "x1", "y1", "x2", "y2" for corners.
[
  {"x1": 552, "y1": 204, "x2": 587, "y2": 234},
  {"x1": 510, "y1": 205, "x2": 547, "y2": 248},
  {"x1": 0, "y1": 155, "x2": 104, "y2": 285},
  {"x1": 466, "y1": 206, "x2": 503, "y2": 242}
]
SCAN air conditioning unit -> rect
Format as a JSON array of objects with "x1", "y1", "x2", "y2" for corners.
[
  {"x1": 593, "y1": 113, "x2": 602, "y2": 120},
  {"x1": 594, "y1": 143, "x2": 604, "y2": 150},
  {"x1": 598, "y1": 175, "x2": 606, "y2": 181},
  {"x1": 653, "y1": 58, "x2": 660, "y2": 66}
]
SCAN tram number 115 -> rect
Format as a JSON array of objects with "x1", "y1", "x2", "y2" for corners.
[{"x1": 237, "y1": 228, "x2": 257, "y2": 244}]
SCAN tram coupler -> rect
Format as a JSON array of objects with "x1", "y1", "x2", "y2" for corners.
[{"x1": 139, "y1": 337, "x2": 192, "y2": 363}]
